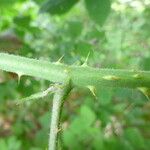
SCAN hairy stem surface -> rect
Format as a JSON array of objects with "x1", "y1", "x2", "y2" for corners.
[
  {"x1": 49, "y1": 83, "x2": 71, "y2": 150},
  {"x1": 0, "y1": 53, "x2": 150, "y2": 88}
]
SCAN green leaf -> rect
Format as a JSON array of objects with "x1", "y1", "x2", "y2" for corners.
[
  {"x1": 0, "y1": 0, "x2": 15, "y2": 7},
  {"x1": 0, "y1": 137, "x2": 22, "y2": 150},
  {"x1": 39, "y1": 112, "x2": 50, "y2": 129},
  {"x1": 63, "y1": 105, "x2": 97, "y2": 149},
  {"x1": 85, "y1": 0, "x2": 111, "y2": 25},
  {"x1": 124, "y1": 128, "x2": 146, "y2": 149},
  {"x1": 75, "y1": 41, "x2": 93, "y2": 58},
  {"x1": 0, "y1": 0, "x2": 24, "y2": 10},
  {"x1": 141, "y1": 57, "x2": 150, "y2": 71},
  {"x1": 7, "y1": 136, "x2": 22, "y2": 150},
  {"x1": 80, "y1": 105, "x2": 96, "y2": 126},
  {"x1": 65, "y1": 20, "x2": 83, "y2": 39},
  {"x1": 13, "y1": 15, "x2": 31, "y2": 29},
  {"x1": 30, "y1": 148, "x2": 42, "y2": 150},
  {"x1": 105, "y1": 137, "x2": 135, "y2": 150},
  {"x1": 97, "y1": 87, "x2": 113, "y2": 105},
  {"x1": 40, "y1": 0, "x2": 79, "y2": 15},
  {"x1": 0, "y1": 139, "x2": 7, "y2": 150}
]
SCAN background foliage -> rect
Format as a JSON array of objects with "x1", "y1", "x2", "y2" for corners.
[{"x1": 0, "y1": 0, "x2": 150, "y2": 149}]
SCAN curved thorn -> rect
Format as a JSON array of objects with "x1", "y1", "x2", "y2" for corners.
[
  {"x1": 138, "y1": 87, "x2": 150, "y2": 100},
  {"x1": 56, "y1": 55, "x2": 65, "y2": 64},
  {"x1": 17, "y1": 72, "x2": 23, "y2": 85},
  {"x1": 87, "y1": 85, "x2": 97, "y2": 99},
  {"x1": 82, "y1": 51, "x2": 90, "y2": 66}
]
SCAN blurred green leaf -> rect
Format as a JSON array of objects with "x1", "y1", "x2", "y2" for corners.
[
  {"x1": 105, "y1": 137, "x2": 135, "y2": 150},
  {"x1": 63, "y1": 105, "x2": 102, "y2": 149},
  {"x1": 85, "y1": 0, "x2": 111, "y2": 25},
  {"x1": 97, "y1": 87, "x2": 113, "y2": 105},
  {"x1": 0, "y1": 139, "x2": 7, "y2": 150},
  {"x1": 0, "y1": 137, "x2": 21, "y2": 150},
  {"x1": 39, "y1": 112, "x2": 50, "y2": 129},
  {"x1": 75, "y1": 41, "x2": 93, "y2": 58},
  {"x1": 35, "y1": 112, "x2": 50, "y2": 149},
  {"x1": 80, "y1": 105, "x2": 96, "y2": 126},
  {"x1": 124, "y1": 128, "x2": 146, "y2": 149},
  {"x1": 13, "y1": 15, "x2": 31, "y2": 29},
  {"x1": 65, "y1": 20, "x2": 83, "y2": 39},
  {"x1": 141, "y1": 57, "x2": 150, "y2": 71},
  {"x1": 40, "y1": 0, "x2": 79, "y2": 15},
  {"x1": 0, "y1": 0, "x2": 15, "y2": 7}
]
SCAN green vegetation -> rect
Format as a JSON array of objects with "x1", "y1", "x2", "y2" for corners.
[{"x1": 0, "y1": 0, "x2": 150, "y2": 150}]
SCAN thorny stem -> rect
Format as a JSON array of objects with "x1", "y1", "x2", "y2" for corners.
[
  {"x1": 0, "y1": 53, "x2": 150, "y2": 89},
  {"x1": 49, "y1": 83, "x2": 72, "y2": 150}
]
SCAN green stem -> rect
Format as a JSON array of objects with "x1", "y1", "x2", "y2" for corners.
[
  {"x1": 49, "y1": 83, "x2": 71, "y2": 150},
  {"x1": 0, "y1": 53, "x2": 150, "y2": 88}
]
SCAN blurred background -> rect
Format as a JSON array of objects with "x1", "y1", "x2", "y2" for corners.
[{"x1": 0, "y1": 0, "x2": 150, "y2": 149}]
